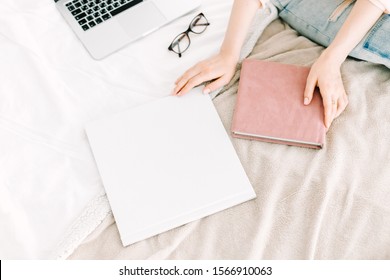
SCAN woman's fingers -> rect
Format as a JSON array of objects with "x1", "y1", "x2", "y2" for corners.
[
  {"x1": 329, "y1": 78, "x2": 348, "y2": 125},
  {"x1": 173, "y1": 63, "x2": 204, "y2": 95},
  {"x1": 173, "y1": 53, "x2": 238, "y2": 96},
  {"x1": 323, "y1": 96, "x2": 334, "y2": 129},
  {"x1": 177, "y1": 72, "x2": 211, "y2": 95},
  {"x1": 203, "y1": 75, "x2": 231, "y2": 94},
  {"x1": 176, "y1": 61, "x2": 206, "y2": 84},
  {"x1": 176, "y1": 65, "x2": 225, "y2": 95},
  {"x1": 173, "y1": 62, "x2": 216, "y2": 95},
  {"x1": 321, "y1": 82, "x2": 349, "y2": 128},
  {"x1": 335, "y1": 94, "x2": 349, "y2": 118},
  {"x1": 303, "y1": 71, "x2": 317, "y2": 105},
  {"x1": 309, "y1": 63, "x2": 348, "y2": 128},
  {"x1": 304, "y1": 70, "x2": 334, "y2": 128}
]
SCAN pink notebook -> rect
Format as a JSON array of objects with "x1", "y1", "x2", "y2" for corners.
[{"x1": 231, "y1": 59, "x2": 326, "y2": 149}]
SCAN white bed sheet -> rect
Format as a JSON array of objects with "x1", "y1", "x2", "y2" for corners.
[{"x1": 0, "y1": 0, "x2": 233, "y2": 259}]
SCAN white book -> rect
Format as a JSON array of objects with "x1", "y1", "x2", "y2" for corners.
[{"x1": 85, "y1": 89, "x2": 256, "y2": 246}]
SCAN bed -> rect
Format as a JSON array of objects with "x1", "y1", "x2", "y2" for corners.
[{"x1": 1, "y1": 0, "x2": 390, "y2": 260}]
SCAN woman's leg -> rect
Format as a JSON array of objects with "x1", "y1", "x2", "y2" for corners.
[{"x1": 270, "y1": 0, "x2": 390, "y2": 68}]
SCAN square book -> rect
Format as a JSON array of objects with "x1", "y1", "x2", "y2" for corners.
[
  {"x1": 85, "y1": 90, "x2": 256, "y2": 246},
  {"x1": 231, "y1": 59, "x2": 326, "y2": 149}
]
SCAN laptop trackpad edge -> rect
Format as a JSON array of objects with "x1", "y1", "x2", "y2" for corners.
[{"x1": 117, "y1": 2, "x2": 167, "y2": 38}]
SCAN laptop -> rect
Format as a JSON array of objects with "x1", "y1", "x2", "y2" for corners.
[{"x1": 55, "y1": 0, "x2": 201, "y2": 59}]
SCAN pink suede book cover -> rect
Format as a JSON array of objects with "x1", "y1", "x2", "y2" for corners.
[{"x1": 231, "y1": 59, "x2": 326, "y2": 149}]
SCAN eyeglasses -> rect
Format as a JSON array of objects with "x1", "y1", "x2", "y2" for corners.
[{"x1": 168, "y1": 13, "x2": 210, "y2": 58}]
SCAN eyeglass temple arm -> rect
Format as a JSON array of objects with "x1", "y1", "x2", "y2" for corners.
[
  {"x1": 167, "y1": 41, "x2": 183, "y2": 57},
  {"x1": 177, "y1": 43, "x2": 182, "y2": 58}
]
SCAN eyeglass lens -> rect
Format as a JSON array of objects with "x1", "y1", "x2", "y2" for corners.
[
  {"x1": 169, "y1": 13, "x2": 209, "y2": 57},
  {"x1": 170, "y1": 33, "x2": 190, "y2": 56},
  {"x1": 189, "y1": 14, "x2": 209, "y2": 34}
]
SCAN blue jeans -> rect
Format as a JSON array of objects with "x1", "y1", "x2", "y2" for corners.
[{"x1": 270, "y1": 0, "x2": 390, "y2": 68}]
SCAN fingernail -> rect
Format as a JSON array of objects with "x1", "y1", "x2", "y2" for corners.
[
  {"x1": 304, "y1": 97, "x2": 309, "y2": 105},
  {"x1": 203, "y1": 88, "x2": 211, "y2": 95}
]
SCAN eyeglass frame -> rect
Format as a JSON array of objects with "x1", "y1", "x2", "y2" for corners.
[{"x1": 168, "y1": 12, "x2": 210, "y2": 58}]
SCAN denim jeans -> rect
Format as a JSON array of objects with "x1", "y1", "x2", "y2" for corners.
[{"x1": 270, "y1": 0, "x2": 390, "y2": 68}]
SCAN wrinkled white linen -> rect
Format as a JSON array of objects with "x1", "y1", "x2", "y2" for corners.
[{"x1": 0, "y1": 0, "x2": 234, "y2": 259}]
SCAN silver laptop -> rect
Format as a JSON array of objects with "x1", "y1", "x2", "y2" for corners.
[{"x1": 55, "y1": 0, "x2": 201, "y2": 59}]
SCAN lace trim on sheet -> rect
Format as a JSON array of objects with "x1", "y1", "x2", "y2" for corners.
[{"x1": 50, "y1": 191, "x2": 112, "y2": 259}]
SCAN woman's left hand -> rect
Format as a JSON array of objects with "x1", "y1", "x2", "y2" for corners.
[{"x1": 303, "y1": 50, "x2": 349, "y2": 129}]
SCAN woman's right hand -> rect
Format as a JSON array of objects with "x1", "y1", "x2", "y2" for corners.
[
  {"x1": 172, "y1": 52, "x2": 238, "y2": 96},
  {"x1": 171, "y1": 0, "x2": 262, "y2": 95}
]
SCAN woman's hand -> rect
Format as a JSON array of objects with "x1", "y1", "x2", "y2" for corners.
[
  {"x1": 172, "y1": 0, "x2": 263, "y2": 96},
  {"x1": 172, "y1": 52, "x2": 238, "y2": 96},
  {"x1": 303, "y1": 0, "x2": 384, "y2": 129},
  {"x1": 303, "y1": 50, "x2": 349, "y2": 129}
]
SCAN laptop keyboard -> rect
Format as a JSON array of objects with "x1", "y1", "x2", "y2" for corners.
[{"x1": 65, "y1": 0, "x2": 143, "y2": 31}]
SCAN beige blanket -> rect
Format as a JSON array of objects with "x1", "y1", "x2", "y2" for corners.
[{"x1": 69, "y1": 18, "x2": 390, "y2": 260}]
